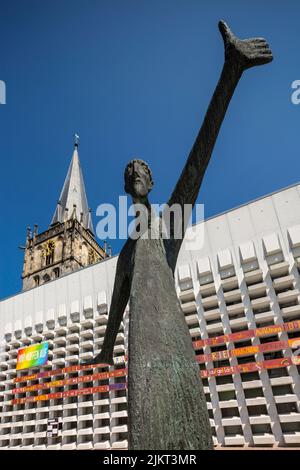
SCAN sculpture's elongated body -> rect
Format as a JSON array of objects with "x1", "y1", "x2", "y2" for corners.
[
  {"x1": 89, "y1": 21, "x2": 273, "y2": 449},
  {"x1": 128, "y1": 234, "x2": 213, "y2": 449}
]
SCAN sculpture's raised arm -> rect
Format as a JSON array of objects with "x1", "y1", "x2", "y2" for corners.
[{"x1": 165, "y1": 21, "x2": 272, "y2": 270}]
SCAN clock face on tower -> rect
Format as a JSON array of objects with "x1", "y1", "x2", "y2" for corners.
[
  {"x1": 44, "y1": 240, "x2": 55, "y2": 256},
  {"x1": 43, "y1": 240, "x2": 56, "y2": 266}
]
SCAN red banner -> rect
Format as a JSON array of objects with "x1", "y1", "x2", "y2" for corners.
[
  {"x1": 11, "y1": 382, "x2": 127, "y2": 405},
  {"x1": 193, "y1": 320, "x2": 300, "y2": 350},
  {"x1": 14, "y1": 355, "x2": 127, "y2": 383},
  {"x1": 200, "y1": 356, "x2": 293, "y2": 378},
  {"x1": 12, "y1": 368, "x2": 127, "y2": 394},
  {"x1": 196, "y1": 337, "x2": 300, "y2": 363}
]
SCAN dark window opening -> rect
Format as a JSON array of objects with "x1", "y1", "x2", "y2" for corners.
[{"x1": 53, "y1": 268, "x2": 60, "y2": 278}]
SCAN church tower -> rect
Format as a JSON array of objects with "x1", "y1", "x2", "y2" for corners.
[{"x1": 22, "y1": 137, "x2": 107, "y2": 290}]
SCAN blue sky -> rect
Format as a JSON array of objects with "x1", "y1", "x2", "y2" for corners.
[{"x1": 0, "y1": 0, "x2": 300, "y2": 299}]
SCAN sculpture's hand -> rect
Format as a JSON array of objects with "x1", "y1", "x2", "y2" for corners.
[{"x1": 219, "y1": 20, "x2": 273, "y2": 71}]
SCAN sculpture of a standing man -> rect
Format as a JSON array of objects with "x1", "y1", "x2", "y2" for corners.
[{"x1": 89, "y1": 21, "x2": 273, "y2": 449}]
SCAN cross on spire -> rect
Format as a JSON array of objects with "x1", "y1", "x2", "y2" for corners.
[{"x1": 74, "y1": 133, "x2": 80, "y2": 147}]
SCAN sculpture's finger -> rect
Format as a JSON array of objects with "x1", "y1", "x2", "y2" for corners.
[
  {"x1": 251, "y1": 53, "x2": 273, "y2": 66},
  {"x1": 255, "y1": 43, "x2": 270, "y2": 51},
  {"x1": 255, "y1": 45, "x2": 272, "y2": 53},
  {"x1": 218, "y1": 20, "x2": 234, "y2": 43},
  {"x1": 261, "y1": 55, "x2": 273, "y2": 64},
  {"x1": 250, "y1": 50, "x2": 273, "y2": 57},
  {"x1": 258, "y1": 50, "x2": 273, "y2": 56},
  {"x1": 249, "y1": 38, "x2": 267, "y2": 44}
]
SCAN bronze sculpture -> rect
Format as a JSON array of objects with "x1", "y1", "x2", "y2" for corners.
[{"x1": 88, "y1": 21, "x2": 273, "y2": 449}]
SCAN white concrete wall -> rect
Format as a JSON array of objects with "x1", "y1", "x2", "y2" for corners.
[{"x1": 1, "y1": 183, "x2": 300, "y2": 448}]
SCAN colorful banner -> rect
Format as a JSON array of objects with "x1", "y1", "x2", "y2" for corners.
[
  {"x1": 14, "y1": 355, "x2": 127, "y2": 383},
  {"x1": 11, "y1": 382, "x2": 127, "y2": 405},
  {"x1": 12, "y1": 368, "x2": 127, "y2": 394},
  {"x1": 11, "y1": 356, "x2": 294, "y2": 402},
  {"x1": 196, "y1": 337, "x2": 300, "y2": 363},
  {"x1": 193, "y1": 320, "x2": 300, "y2": 350},
  {"x1": 200, "y1": 356, "x2": 293, "y2": 378},
  {"x1": 16, "y1": 342, "x2": 48, "y2": 370}
]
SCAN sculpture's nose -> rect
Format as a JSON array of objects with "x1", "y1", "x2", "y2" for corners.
[{"x1": 132, "y1": 163, "x2": 140, "y2": 178}]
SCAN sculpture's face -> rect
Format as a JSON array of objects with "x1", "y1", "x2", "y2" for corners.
[{"x1": 124, "y1": 160, "x2": 153, "y2": 201}]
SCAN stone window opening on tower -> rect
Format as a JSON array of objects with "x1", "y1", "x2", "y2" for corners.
[
  {"x1": 43, "y1": 274, "x2": 51, "y2": 283},
  {"x1": 53, "y1": 267, "x2": 60, "y2": 279},
  {"x1": 45, "y1": 251, "x2": 54, "y2": 266}
]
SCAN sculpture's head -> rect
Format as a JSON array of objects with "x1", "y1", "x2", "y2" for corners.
[{"x1": 124, "y1": 159, "x2": 153, "y2": 202}]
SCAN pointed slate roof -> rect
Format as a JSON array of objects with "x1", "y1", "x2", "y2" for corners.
[{"x1": 51, "y1": 142, "x2": 94, "y2": 235}]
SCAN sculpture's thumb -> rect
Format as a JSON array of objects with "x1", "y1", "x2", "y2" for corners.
[{"x1": 218, "y1": 20, "x2": 233, "y2": 44}]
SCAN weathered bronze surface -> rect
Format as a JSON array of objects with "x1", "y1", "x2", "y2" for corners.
[{"x1": 89, "y1": 21, "x2": 273, "y2": 450}]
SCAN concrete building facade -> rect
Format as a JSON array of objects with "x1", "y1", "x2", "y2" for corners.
[{"x1": 1, "y1": 173, "x2": 300, "y2": 448}]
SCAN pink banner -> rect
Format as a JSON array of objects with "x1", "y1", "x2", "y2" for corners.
[{"x1": 200, "y1": 356, "x2": 293, "y2": 378}]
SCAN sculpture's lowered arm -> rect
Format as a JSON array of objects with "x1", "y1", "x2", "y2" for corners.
[{"x1": 91, "y1": 259, "x2": 130, "y2": 365}]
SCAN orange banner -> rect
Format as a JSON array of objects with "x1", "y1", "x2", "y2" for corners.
[
  {"x1": 196, "y1": 337, "x2": 300, "y2": 363},
  {"x1": 12, "y1": 368, "x2": 127, "y2": 394},
  {"x1": 11, "y1": 381, "x2": 127, "y2": 405},
  {"x1": 14, "y1": 355, "x2": 127, "y2": 383}
]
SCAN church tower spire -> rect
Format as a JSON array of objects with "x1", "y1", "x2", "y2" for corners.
[
  {"x1": 51, "y1": 135, "x2": 94, "y2": 234},
  {"x1": 21, "y1": 136, "x2": 107, "y2": 291}
]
